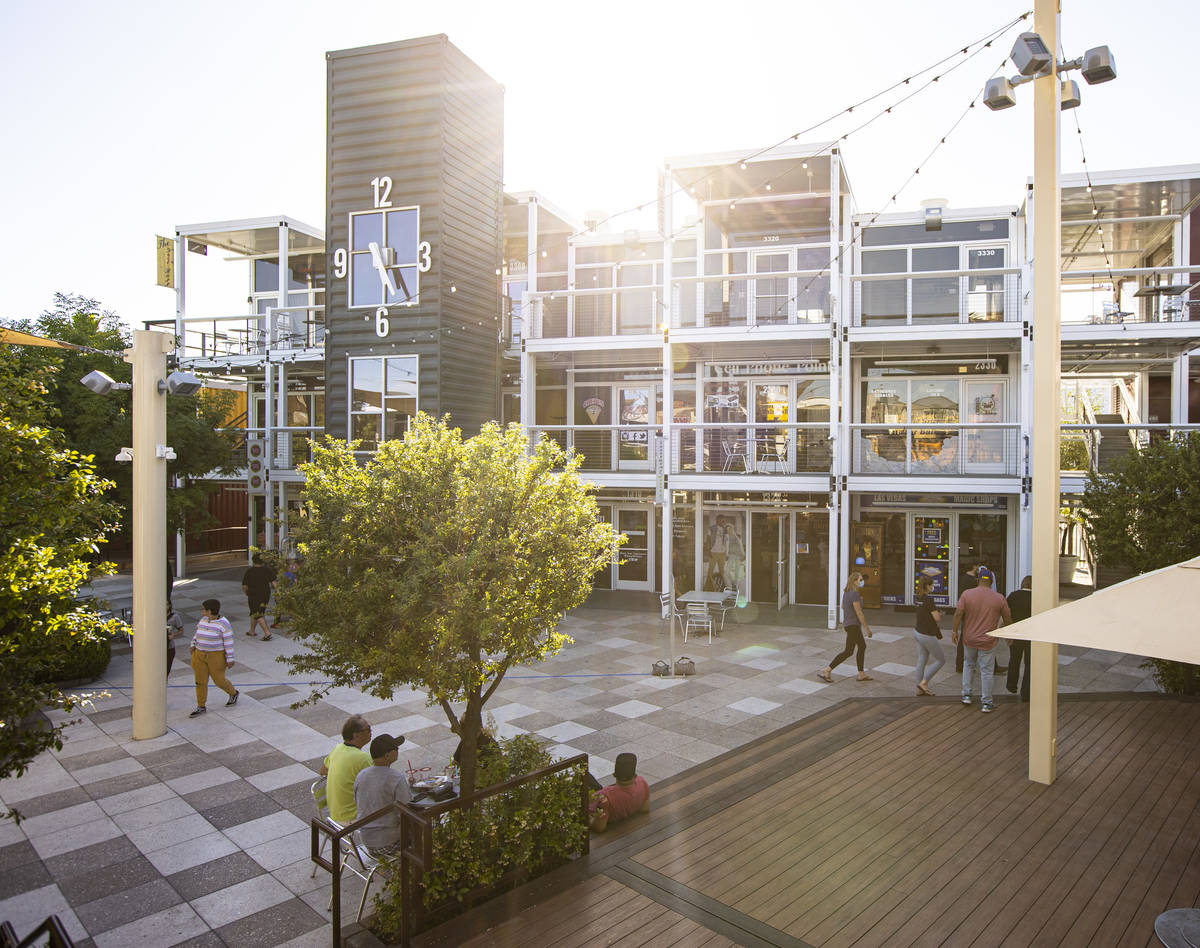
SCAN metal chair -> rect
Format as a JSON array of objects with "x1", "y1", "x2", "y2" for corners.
[
  {"x1": 721, "y1": 438, "x2": 749, "y2": 472},
  {"x1": 658, "y1": 593, "x2": 684, "y2": 637},
  {"x1": 715, "y1": 590, "x2": 739, "y2": 631},
  {"x1": 310, "y1": 777, "x2": 330, "y2": 877},
  {"x1": 343, "y1": 829, "x2": 385, "y2": 923},
  {"x1": 683, "y1": 603, "x2": 713, "y2": 644}
]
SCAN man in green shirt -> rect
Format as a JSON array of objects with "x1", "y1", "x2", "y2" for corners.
[{"x1": 320, "y1": 715, "x2": 373, "y2": 822}]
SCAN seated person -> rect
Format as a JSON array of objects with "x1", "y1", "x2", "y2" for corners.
[
  {"x1": 319, "y1": 715, "x2": 373, "y2": 822},
  {"x1": 352, "y1": 733, "x2": 411, "y2": 856},
  {"x1": 589, "y1": 752, "x2": 650, "y2": 833}
]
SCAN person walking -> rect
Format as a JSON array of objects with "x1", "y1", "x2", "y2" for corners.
[
  {"x1": 1006, "y1": 576, "x2": 1033, "y2": 700},
  {"x1": 188, "y1": 599, "x2": 238, "y2": 718},
  {"x1": 912, "y1": 575, "x2": 945, "y2": 696},
  {"x1": 952, "y1": 566, "x2": 1011, "y2": 713},
  {"x1": 166, "y1": 603, "x2": 183, "y2": 677},
  {"x1": 819, "y1": 571, "x2": 873, "y2": 683},
  {"x1": 242, "y1": 552, "x2": 277, "y2": 640}
]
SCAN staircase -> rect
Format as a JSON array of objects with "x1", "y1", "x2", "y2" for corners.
[{"x1": 1094, "y1": 414, "x2": 1136, "y2": 471}]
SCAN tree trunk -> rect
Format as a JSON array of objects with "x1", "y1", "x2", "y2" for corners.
[{"x1": 458, "y1": 694, "x2": 483, "y2": 798}]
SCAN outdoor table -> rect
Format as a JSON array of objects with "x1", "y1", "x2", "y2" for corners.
[
  {"x1": 676, "y1": 590, "x2": 729, "y2": 605},
  {"x1": 1154, "y1": 908, "x2": 1200, "y2": 947}
]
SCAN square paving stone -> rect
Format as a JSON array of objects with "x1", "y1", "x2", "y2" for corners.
[
  {"x1": 182, "y1": 778, "x2": 261, "y2": 812},
  {"x1": 213, "y1": 896, "x2": 326, "y2": 947},
  {"x1": 269, "y1": 780, "x2": 319, "y2": 816},
  {"x1": 83, "y1": 768, "x2": 159, "y2": 801},
  {"x1": 57, "y1": 854, "x2": 160, "y2": 905},
  {"x1": 43, "y1": 836, "x2": 141, "y2": 881},
  {"x1": 0, "y1": 860, "x2": 53, "y2": 900},
  {"x1": 83, "y1": 707, "x2": 133, "y2": 726},
  {"x1": 59, "y1": 746, "x2": 131, "y2": 773},
  {"x1": 167, "y1": 851, "x2": 265, "y2": 902},
  {"x1": 75, "y1": 878, "x2": 182, "y2": 937},
  {"x1": 0, "y1": 841, "x2": 42, "y2": 872},
  {"x1": 146, "y1": 750, "x2": 221, "y2": 783},
  {"x1": 246, "y1": 685, "x2": 296, "y2": 700},
  {"x1": 199, "y1": 791, "x2": 282, "y2": 831},
  {"x1": 224, "y1": 750, "x2": 298, "y2": 779},
  {"x1": 4, "y1": 786, "x2": 92, "y2": 820},
  {"x1": 173, "y1": 934, "x2": 226, "y2": 948}
]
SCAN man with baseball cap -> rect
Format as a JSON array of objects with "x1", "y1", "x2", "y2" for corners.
[
  {"x1": 952, "y1": 566, "x2": 1011, "y2": 713},
  {"x1": 353, "y1": 733, "x2": 411, "y2": 856},
  {"x1": 589, "y1": 752, "x2": 650, "y2": 833}
]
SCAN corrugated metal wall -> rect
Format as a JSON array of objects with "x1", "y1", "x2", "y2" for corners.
[{"x1": 324, "y1": 35, "x2": 503, "y2": 439}]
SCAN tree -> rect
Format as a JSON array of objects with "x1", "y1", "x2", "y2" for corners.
[
  {"x1": 1082, "y1": 432, "x2": 1200, "y2": 693},
  {"x1": 0, "y1": 347, "x2": 123, "y2": 820},
  {"x1": 279, "y1": 414, "x2": 621, "y2": 797},
  {"x1": 4, "y1": 293, "x2": 238, "y2": 541}
]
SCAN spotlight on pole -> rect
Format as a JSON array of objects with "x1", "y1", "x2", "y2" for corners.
[
  {"x1": 159, "y1": 370, "x2": 204, "y2": 396},
  {"x1": 80, "y1": 370, "x2": 131, "y2": 394},
  {"x1": 1080, "y1": 46, "x2": 1117, "y2": 84},
  {"x1": 984, "y1": 76, "x2": 1018, "y2": 111},
  {"x1": 1011, "y1": 32, "x2": 1053, "y2": 76},
  {"x1": 1060, "y1": 79, "x2": 1082, "y2": 110}
]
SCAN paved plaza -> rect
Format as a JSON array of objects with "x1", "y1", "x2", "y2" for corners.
[{"x1": 0, "y1": 567, "x2": 1157, "y2": 946}]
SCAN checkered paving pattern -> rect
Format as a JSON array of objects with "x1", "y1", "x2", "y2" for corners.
[{"x1": 0, "y1": 568, "x2": 1157, "y2": 945}]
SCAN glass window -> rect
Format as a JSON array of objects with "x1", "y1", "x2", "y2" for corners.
[
  {"x1": 350, "y1": 356, "x2": 417, "y2": 450},
  {"x1": 386, "y1": 210, "x2": 418, "y2": 255},
  {"x1": 352, "y1": 213, "x2": 383, "y2": 251},
  {"x1": 795, "y1": 248, "x2": 831, "y2": 322},
  {"x1": 352, "y1": 254, "x2": 383, "y2": 307},
  {"x1": 350, "y1": 208, "x2": 421, "y2": 307},
  {"x1": 910, "y1": 380, "x2": 959, "y2": 423},
  {"x1": 967, "y1": 247, "x2": 1006, "y2": 322},
  {"x1": 912, "y1": 246, "x2": 959, "y2": 322},
  {"x1": 861, "y1": 249, "x2": 907, "y2": 324},
  {"x1": 864, "y1": 381, "x2": 907, "y2": 424},
  {"x1": 351, "y1": 358, "x2": 383, "y2": 413},
  {"x1": 254, "y1": 259, "x2": 279, "y2": 293}
]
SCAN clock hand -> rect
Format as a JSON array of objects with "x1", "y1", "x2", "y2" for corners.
[{"x1": 368, "y1": 241, "x2": 398, "y2": 297}]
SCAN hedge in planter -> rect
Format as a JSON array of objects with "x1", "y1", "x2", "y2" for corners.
[
  {"x1": 33, "y1": 623, "x2": 113, "y2": 686},
  {"x1": 372, "y1": 735, "x2": 588, "y2": 939}
]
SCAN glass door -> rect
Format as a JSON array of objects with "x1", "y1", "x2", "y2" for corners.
[
  {"x1": 750, "y1": 512, "x2": 787, "y2": 607},
  {"x1": 751, "y1": 252, "x2": 791, "y2": 325},
  {"x1": 753, "y1": 382, "x2": 791, "y2": 473},
  {"x1": 616, "y1": 508, "x2": 651, "y2": 590},
  {"x1": 793, "y1": 511, "x2": 829, "y2": 605},
  {"x1": 964, "y1": 380, "x2": 1007, "y2": 474},
  {"x1": 617, "y1": 386, "x2": 651, "y2": 470}
]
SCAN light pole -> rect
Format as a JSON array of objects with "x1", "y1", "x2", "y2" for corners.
[
  {"x1": 82, "y1": 331, "x2": 202, "y2": 740},
  {"x1": 984, "y1": 1, "x2": 1116, "y2": 785}
]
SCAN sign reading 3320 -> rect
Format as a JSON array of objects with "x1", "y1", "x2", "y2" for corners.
[{"x1": 332, "y1": 176, "x2": 432, "y2": 337}]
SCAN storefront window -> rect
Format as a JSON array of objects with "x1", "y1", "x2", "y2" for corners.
[
  {"x1": 860, "y1": 511, "x2": 907, "y2": 604},
  {"x1": 574, "y1": 385, "x2": 611, "y2": 471},
  {"x1": 671, "y1": 506, "x2": 695, "y2": 595},
  {"x1": 794, "y1": 512, "x2": 829, "y2": 604},
  {"x1": 703, "y1": 380, "x2": 747, "y2": 472},
  {"x1": 910, "y1": 380, "x2": 960, "y2": 474},
  {"x1": 958, "y1": 514, "x2": 1007, "y2": 595},
  {"x1": 913, "y1": 516, "x2": 951, "y2": 605},
  {"x1": 703, "y1": 512, "x2": 746, "y2": 592}
]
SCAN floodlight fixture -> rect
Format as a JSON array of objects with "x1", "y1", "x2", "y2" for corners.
[
  {"x1": 1060, "y1": 79, "x2": 1082, "y2": 111},
  {"x1": 1080, "y1": 45, "x2": 1117, "y2": 84},
  {"x1": 158, "y1": 370, "x2": 203, "y2": 396},
  {"x1": 984, "y1": 76, "x2": 1018, "y2": 111},
  {"x1": 155, "y1": 445, "x2": 177, "y2": 461},
  {"x1": 1011, "y1": 32, "x2": 1053, "y2": 77},
  {"x1": 80, "y1": 370, "x2": 131, "y2": 395},
  {"x1": 115, "y1": 446, "x2": 134, "y2": 463}
]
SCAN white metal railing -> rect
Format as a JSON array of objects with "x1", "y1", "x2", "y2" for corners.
[
  {"x1": 851, "y1": 269, "x2": 1020, "y2": 326},
  {"x1": 1061, "y1": 266, "x2": 1199, "y2": 324},
  {"x1": 149, "y1": 304, "x2": 326, "y2": 360},
  {"x1": 221, "y1": 425, "x2": 324, "y2": 471},
  {"x1": 849, "y1": 423, "x2": 1022, "y2": 476}
]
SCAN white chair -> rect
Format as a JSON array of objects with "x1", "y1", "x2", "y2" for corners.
[
  {"x1": 658, "y1": 593, "x2": 684, "y2": 637},
  {"x1": 721, "y1": 438, "x2": 749, "y2": 472},
  {"x1": 310, "y1": 778, "x2": 330, "y2": 878},
  {"x1": 683, "y1": 603, "x2": 713, "y2": 644},
  {"x1": 715, "y1": 591, "x2": 739, "y2": 632}
]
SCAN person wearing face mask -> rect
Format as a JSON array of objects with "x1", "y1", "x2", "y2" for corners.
[{"x1": 818, "y1": 571, "x2": 874, "y2": 683}]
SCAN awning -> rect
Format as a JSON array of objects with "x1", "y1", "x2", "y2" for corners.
[
  {"x1": 0, "y1": 327, "x2": 81, "y2": 349},
  {"x1": 993, "y1": 555, "x2": 1200, "y2": 664}
]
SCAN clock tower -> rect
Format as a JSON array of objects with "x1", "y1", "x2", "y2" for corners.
[{"x1": 324, "y1": 35, "x2": 504, "y2": 445}]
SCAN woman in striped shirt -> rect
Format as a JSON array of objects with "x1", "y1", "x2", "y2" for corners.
[{"x1": 189, "y1": 599, "x2": 239, "y2": 718}]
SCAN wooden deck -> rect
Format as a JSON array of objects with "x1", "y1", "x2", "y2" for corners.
[{"x1": 413, "y1": 694, "x2": 1200, "y2": 947}]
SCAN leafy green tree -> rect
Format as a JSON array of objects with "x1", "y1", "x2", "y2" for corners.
[
  {"x1": 0, "y1": 347, "x2": 123, "y2": 820},
  {"x1": 4, "y1": 293, "x2": 238, "y2": 541},
  {"x1": 279, "y1": 414, "x2": 620, "y2": 796},
  {"x1": 1082, "y1": 432, "x2": 1200, "y2": 693}
]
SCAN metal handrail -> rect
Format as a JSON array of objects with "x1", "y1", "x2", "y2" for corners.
[
  {"x1": 311, "y1": 753, "x2": 590, "y2": 947},
  {"x1": 0, "y1": 915, "x2": 75, "y2": 948}
]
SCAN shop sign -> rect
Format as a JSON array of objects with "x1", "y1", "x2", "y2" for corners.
[
  {"x1": 709, "y1": 360, "x2": 828, "y2": 377},
  {"x1": 861, "y1": 493, "x2": 1007, "y2": 510}
]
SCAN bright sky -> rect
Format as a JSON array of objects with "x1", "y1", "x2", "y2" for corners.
[{"x1": 2, "y1": 0, "x2": 1197, "y2": 326}]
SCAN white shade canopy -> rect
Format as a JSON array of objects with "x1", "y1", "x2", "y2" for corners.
[{"x1": 992, "y1": 556, "x2": 1200, "y2": 664}]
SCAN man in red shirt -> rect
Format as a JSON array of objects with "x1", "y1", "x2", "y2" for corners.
[
  {"x1": 952, "y1": 566, "x2": 1011, "y2": 713},
  {"x1": 589, "y1": 753, "x2": 650, "y2": 833}
]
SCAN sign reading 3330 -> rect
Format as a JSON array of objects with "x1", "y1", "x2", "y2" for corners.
[{"x1": 332, "y1": 176, "x2": 432, "y2": 337}]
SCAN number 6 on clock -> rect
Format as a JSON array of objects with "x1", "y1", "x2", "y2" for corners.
[{"x1": 375, "y1": 306, "x2": 389, "y2": 338}]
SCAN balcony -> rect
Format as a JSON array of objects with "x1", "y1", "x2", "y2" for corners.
[
  {"x1": 151, "y1": 304, "x2": 326, "y2": 365},
  {"x1": 1061, "y1": 424, "x2": 1200, "y2": 480},
  {"x1": 851, "y1": 270, "x2": 1021, "y2": 327},
  {"x1": 527, "y1": 423, "x2": 833, "y2": 476},
  {"x1": 850, "y1": 423, "x2": 1022, "y2": 477}
]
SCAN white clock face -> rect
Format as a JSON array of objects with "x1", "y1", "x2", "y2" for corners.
[{"x1": 334, "y1": 177, "x2": 432, "y2": 311}]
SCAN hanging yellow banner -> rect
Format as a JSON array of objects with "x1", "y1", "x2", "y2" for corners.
[{"x1": 156, "y1": 236, "x2": 174, "y2": 288}]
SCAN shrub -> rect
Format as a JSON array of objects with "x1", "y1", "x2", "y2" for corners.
[
  {"x1": 1060, "y1": 438, "x2": 1089, "y2": 471},
  {"x1": 372, "y1": 734, "x2": 588, "y2": 939},
  {"x1": 33, "y1": 626, "x2": 113, "y2": 685}
]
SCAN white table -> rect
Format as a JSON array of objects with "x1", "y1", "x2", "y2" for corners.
[{"x1": 677, "y1": 590, "x2": 730, "y2": 604}]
